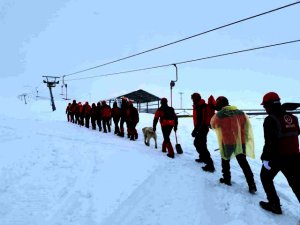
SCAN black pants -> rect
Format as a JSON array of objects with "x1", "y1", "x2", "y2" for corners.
[
  {"x1": 222, "y1": 154, "x2": 255, "y2": 186},
  {"x1": 194, "y1": 127, "x2": 213, "y2": 166},
  {"x1": 91, "y1": 116, "x2": 96, "y2": 130},
  {"x1": 102, "y1": 118, "x2": 111, "y2": 132},
  {"x1": 120, "y1": 117, "x2": 126, "y2": 134},
  {"x1": 260, "y1": 156, "x2": 300, "y2": 205},
  {"x1": 161, "y1": 125, "x2": 173, "y2": 144},
  {"x1": 113, "y1": 118, "x2": 120, "y2": 134},
  {"x1": 85, "y1": 116, "x2": 90, "y2": 128},
  {"x1": 97, "y1": 118, "x2": 102, "y2": 131}
]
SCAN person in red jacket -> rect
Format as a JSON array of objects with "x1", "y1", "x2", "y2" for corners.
[
  {"x1": 111, "y1": 101, "x2": 121, "y2": 135},
  {"x1": 69, "y1": 100, "x2": 77, "y2": 123},
  {"x1": 84, "y1": 101, "x2": 91, "y2": 128},
  {"x1": 101, "y1": 100, "x2": 112, "y2": 133},
  {"x1": 259, "y1": 92, "x2": 300, "y2": 214},
  {"x1": 153, "y1": 98, "x2": 178, "y2": 159},
  {"x1": 126, "y1": 100, "x2": 139, "y2": 140},
  {"x1": 75, "y1": 102, "x2": 82, "y2": 125},
  {"x1": 191, "y1": 93, "x2": 215, "y2": 172}
]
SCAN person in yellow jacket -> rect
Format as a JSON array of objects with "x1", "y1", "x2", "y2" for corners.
[{"x1": 210, "y1": 96, "x2": 257, "y2": 194}]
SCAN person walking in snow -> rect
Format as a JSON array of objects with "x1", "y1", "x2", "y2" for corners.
[
  {"x1": 126, "y1": 100, "x2": 139, "y2": 140},
  {"x1": 259, "y1": 92, "x2": 300, "y2": 214},
  {"x1": 118, "y1": 97, "x2": 128, "y2": 137},
  {"x1": 101, "y1": 100, "x2": 112, "y2": 133},
  {"x1": 84, "y1": 101, "x2": 91, "y2": 128},
  {"x1": 90, "y1": 103, "x2": 97, "y2": 130},
  {"x1": 153, "y1": 98, "x2": 178, "y2": 159},
  {"x1": 111, "y1": 101, "x2": 121, "y2": 135},
  {"x1": 191, "y1": 93, "x2": 215, "y2": 172},
  {"x1": 96, "y1": 101, "x2": 102, "y2": 131},
  {"x1": 210, "y1": 96, "x2": 257, "y2": 194},
  {"x1": 66, "y1": 103, "x2": 71, "y2": 122},
  {"x1": 69, "y1": 100, "x2": 77, "y2": 123}
]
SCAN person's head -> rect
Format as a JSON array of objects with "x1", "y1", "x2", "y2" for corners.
[
  {"x1": 102, "y1": 100, "x2": 106, "y2": 105},
  {"x1": 160, "y1": 97, "x2": 168, "y2": 106},
  {"x1": 113, "y1": 101, "x2": 118, "y2": 107},
  {"x1": 191, "y1": 93, "x2": 201, "y2": 104},
  {"x1": 215, "y1": 96, "x2": 229, "y2": 111},
  {"x1": 72, "y1": 99, "x2": 76, "y2": 104},
  {"x1": 261, "y1": 92, "x2": 281, "y2": 113}
]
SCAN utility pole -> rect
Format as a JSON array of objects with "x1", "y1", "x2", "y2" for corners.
[
  {"x1": 170, "y1": 64, "x2": 178, "y2": 107},
  {"x1": 179, "y1": 92, "x2": 183, "y2": 109},
  {"x1": 36, "y1": 87, "x2": 39, "y2": 100},
  {"x1": 63, "y1": 83, "x2": 70, "y2": 100},
  {"x1": 43, "y1": 76, "x2": 59, "y2": 111}
]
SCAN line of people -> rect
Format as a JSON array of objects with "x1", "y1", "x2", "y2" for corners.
[
  {"x1": 151, "y1": 92, "x2": 300, "y2": 216},
  {"x1": 65, "y1": 92, "x2": 300, "y2": 216},
  {"x1": 66, "y1": 97, "x2": 139, "y2": 140}
]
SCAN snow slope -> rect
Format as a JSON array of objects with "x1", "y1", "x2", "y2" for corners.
[{"x1": 0, "y1": 97, "x2": 299, "y2": 225}]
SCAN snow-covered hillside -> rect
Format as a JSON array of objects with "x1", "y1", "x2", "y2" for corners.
[{"x1": 0, "y1": 97, "x2": 299, "y2": 225}]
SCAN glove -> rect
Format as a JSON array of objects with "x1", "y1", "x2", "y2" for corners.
[
  {"x1": 191, "y1": 129, "x2": 197, "y2": 137},
  {"x1": 263, "y1": 160, "x2": 271, "y2": 170},
  {"x1": 174, "y1": 126, "x2": 177, "y2": 132},
  {"x1": 153, "y1": 127, "x2": 156, "y2": 132}
]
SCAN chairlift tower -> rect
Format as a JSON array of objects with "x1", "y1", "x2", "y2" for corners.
[{"x1": 43, "y1": 76, "x2": 59, "y2": 111}]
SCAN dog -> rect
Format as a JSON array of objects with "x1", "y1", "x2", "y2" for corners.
[{"x1": 142, "y1": 127, "x2": 157, "y2": 149}]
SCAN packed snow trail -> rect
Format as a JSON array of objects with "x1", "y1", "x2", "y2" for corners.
[{"x1": 0, "y1": 99, "x2": 299, "y2": 225}]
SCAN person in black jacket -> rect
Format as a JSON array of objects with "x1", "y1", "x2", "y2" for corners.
[{"x1": 259, "y1": 92, "x2": 300, "y2": 214}]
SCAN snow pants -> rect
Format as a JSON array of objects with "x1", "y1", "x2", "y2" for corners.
[{"x1": 260, "y1": 155, "x2": 300, "y2": 205}]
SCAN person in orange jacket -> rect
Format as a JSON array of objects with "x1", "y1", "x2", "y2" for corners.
[{"x1": 153, "y1": 98, "x2": 178, "y2": 158}]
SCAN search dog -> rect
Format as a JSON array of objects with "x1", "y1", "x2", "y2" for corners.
[{"x1": 142, "y1": 127, "x2": 157, "y2": 149}]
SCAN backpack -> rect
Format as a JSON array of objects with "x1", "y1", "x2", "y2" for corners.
[{"x1": 202, "y1": 95, "x2": 216, "y2": 126}]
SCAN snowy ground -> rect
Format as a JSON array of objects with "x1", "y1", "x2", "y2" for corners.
[{"x1": 0, "y1": 97, "x2": 299, "y2": 225}]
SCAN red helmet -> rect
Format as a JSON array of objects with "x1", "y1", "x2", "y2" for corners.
[{"x1": 261, "y1": 92, "x2": 280, "y2": 105}]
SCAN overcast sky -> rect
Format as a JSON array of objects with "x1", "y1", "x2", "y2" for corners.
[{"x1": 1, "y1": 0, "x2": 299, "y2": 108}]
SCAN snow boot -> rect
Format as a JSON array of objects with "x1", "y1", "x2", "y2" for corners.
[
  {"x1": 162, "y1": 141, "x2": 167, "y2": 153},
  {"x1": 219, "y1": 177, "x2": 232, "y2": 186},
  {"x1": 202, "y1": 164, "x2": 215, "y2": 173},
  {"x1": 248, "y1": 183, "x2": 257, "y2": 194},
  {"x1": 166, "y1": 143, "x2": 175, "y2": 156},
  {"x1": 259, "y1": 201, "x2": 282, "y2": 214},
  {"x1": 167, "y1": 153, "x2": 174, "y2": 159},
  {"x1": 195, "y1": 158, "x2": 204, "y2": 163}
]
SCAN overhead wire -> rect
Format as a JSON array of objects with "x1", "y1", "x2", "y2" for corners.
[
  {"x1": 64, "y1": 39, "x2": 300, "y2": 82},
  {"x1": 62, "y1": 1, "x2": 300, "y2": 78}
]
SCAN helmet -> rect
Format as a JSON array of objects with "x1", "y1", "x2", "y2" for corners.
[
  {"x1": 102, "y1": 100, "x2": 106, "y2": 105},
  {"x1": 191, "y1": 93, "x2": 201, "y2": 101},
  {"x1": 215, "y1": 96, "x2": 229, "y2": 111},
  {"x1": 261, "y1": 92, "x2": 280, "y2": 105},
  {"x1": 160, "y1": 97, "x2": 168, "y2": 105},
  {"x1": 128, "y1": 100, "x2": 133, "y2": 105}
]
